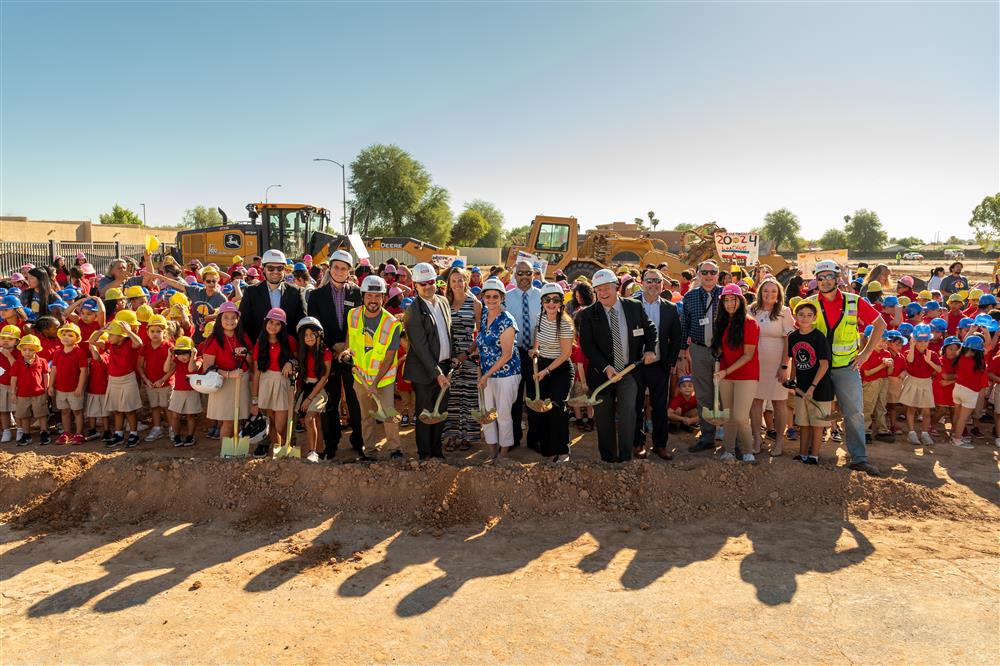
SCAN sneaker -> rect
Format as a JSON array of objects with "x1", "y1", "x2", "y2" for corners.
[
  {"x1": 970, "y1": 427, "x2": 984, "y2": 439},
  {"x1": 39, "y1": 432, "x2": 50, "y2": 446},
  {"x1": 389, "y1": 449, "x2": 404, "y2": 461},
  {"x1": 306, "y1": 451, "x2": 320, "y2": 463},
  {"x1": 295, "y1": 421, "x2": 306, "y2": 433},
  {"x1": 765, "y1": 429, "x2": 777, "y2": 440},
  {"x1": 952, "y1": 438, "x2": 974, "y2": 450},
  {"x1": 978, "y1": 413, "x2": 992, "y2": 423},
  {"x1": 172, "y1": 434, "x2": 184, "y2": 448},
  {"x1": 907, "y1": 431, "x2": 920, "y2": 445},
  {"x1": 715, "y1": 426, "x2": 725, "y2": 441},
  {"x1": 106, "y1": 433, "x2": 124, "y2": 448},
  {"x1": 688, "y1": 440, "x2": 715, "y2": 453},
  {"x1": 16, "y1": 433, "x2": 31, "y2": 446},
  {"x1": 741, "y1": 452, "x2": 756, "y2": 464},
  {"x1": 719, "y1": 451, "x2": 737, "y2": 462},
  {"x1": 831, "y1": 429, "x2": 843, "y2": 442},
  {"x1": 798, "y1": 454, "x2": 808, "y2": 463},
  {"x1": 806, "y1": 456, "x2": 819, "y2": 465},
  {"x1": 401, "y1": 415, "x2": 410, "y2": 426},
  {"x1": 0, "y1": 429, "x2": 11, "y2": 443},
  {"x1": 875, "y1": 432, "x2": 895, "y2": 443},
  {"x1": 84, "y1": 429, "x2": 99, "y2": 441},
  {"x1": 56, "y1": 433, "x2": 71, "y2": 445},
  {"x1": 144, "y1": 426, "x2": 164, "y2": 442},
  {"x1": 101, "y1": 431, "x2": 114, "y2": 444},
  {"x1": 125, "y1": 433, "x2": 140, "y2": 448},
  {"x1": 136, "y1": 422, "x2": 149, "y2": 432},
  {"x1": 71, "y1": 434, "x2": 85, "y2": 445},
  {"x1": 183, "y1": 436, "x2": 196, "y2": 447},
  {"x1": 847, "y1": 461, "x2": 882, "y2": 477},
  {"x1": 920, "y1": 431, "x2": 934, "y2": 446},
  {"x1": 207, "y1": 426, "x2": 220, "y2": 440},
  {"x1": 785, "y1": 427, "x2": 797, "y2": 441},
  {"x1": 961, "y1": 436, "x2": 972, "y2": 446},
  {"x1": 253, "y1": 443, "x2": 269, "y2": 457}
]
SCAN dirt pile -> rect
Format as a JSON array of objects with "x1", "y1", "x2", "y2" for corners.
[{"x1": 1, "y1": 451, "x2": 989, "y2": 531}]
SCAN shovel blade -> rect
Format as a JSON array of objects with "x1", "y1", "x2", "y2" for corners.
[{"x1": 220, "y1": 438, "x2": 237, "y2": 458}]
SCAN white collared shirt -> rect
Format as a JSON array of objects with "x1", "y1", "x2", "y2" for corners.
[{"x1": 421, "y1": 296, "x2": 451, "y2": 361}]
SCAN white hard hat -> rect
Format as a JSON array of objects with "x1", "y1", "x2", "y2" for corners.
[
  {"x1": 189, "y1": 370, "x2": 224, "y2": 394},
  {"x1": 330, "y1": 249, "x2": 353, "y2": 267},
  {"x1": 540, "y1": 282, "x2": 564, "y2": 297},
  {"x1": 361, "y1": 275, "x2": 387, "y2": 294},
  {"x1": 592, "y1": 269, "x2": 618, "y2": 288},
  {"x1": 481, "y1": 277, "x2": 506, "y2": 295},
  {"x1": 412, "y1": 262, "x2": 437, "y2": 283},
  {"x1": 296, "y1": 316, "x2": 323, "y2": 332},
  {"x1": 261, "y1": 249, "x2": 287, "y2": 266},
  {"x1": 814, "y1": 260, "x2": 840, "y2": 276}
]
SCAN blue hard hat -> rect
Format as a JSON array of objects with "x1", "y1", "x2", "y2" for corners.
[
  {"x1": 864, "y1": 324, "x2": 874, "y2": 337},
  {"x1": 924, "y1": 301, "x2": 941, "y2": 311},
  {"x1": 958, "y1": 317, "x2": 975, "y2": 329},
  {"x1": 912, "y1": 324, "x2": 933, "y2": 341},
  {"x1": 0, "y1": 288, "x2": 6, "y2": 298},
  {"x1": 987, "y1": 319, "x2": 1000, "y2": 333},
  {"x1": 470, "y1": 266, "x2": 481, "y2": 273},
  {"x1": 882, "y1": 296, "x2": 899, "y2": 307},
  {"x1": 905, "y1": 303, "x2": 923, "y2": 317},
  {"x1": 532, "y1": 279, "x2": 543, "y2": 288},
  {"x1": 7, "y1": 287, "x2": 21, "y2": 297},
  {"x1": 471, "y1": 286, "x2": 482, "y2": 295},
  {"x1": 80, "y1": 298, "x2": 100, "y2": 312},
  {"x1": 962, "y1": 335, "x2": 985, "y2": 352},
  {"x1": 49, "y1": 299, "x2": 69, "y2": 310},
  {"x1": 974, "y1": 313, "x2": 993, "y2": 328},
  {"x1": 898, "y1": 322, "x2": 915, "y2": 337},
  {"x1": 222, "y1": 283, "x2": 234, "y2": 294},
  {"x1": 293, "y1": 262, "x2": 307, "y2": 272},
  {"x1": 0, "y1": 295, "x2": 21, "y2": 309},
  {"x1": 401, "y1": 297, "x2": 414, "y2": 308},
  {"x1": 25, "y1": 311, "x2": 37, "y2": 322},
  {"x1": 881, "y1": 330, "x2": 896, "y2": 340},
  {"x1": 978, "y1": 294, "x2": 997, "y2": 306},
  {"x1": 679, "y1": 375, "x2": 694, "y2": 384},
  {"x1": 58, "y1": 287, "x2": 80, "y2": 301},
  {"x1": 853, "y1": 278, "x2": 863, "y2": 287},
  {"x1": 929, "y1": 318, "x2": 947, "y2": 332},
  {"x1": 451, "y1": 259, "x2": 466, "y2": 268},
  {"x1": 140, "y1": 286, "x2": 150, "y2": 297},
  {"x1": 942, "y1": 336, "x2": 962, "y2": 349}
]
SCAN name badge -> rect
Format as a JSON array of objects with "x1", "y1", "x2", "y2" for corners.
[
  {"x1": 698, "y1": 317, "x2": 710, "y2": 326},
  {"x1": 345, "y1": 300, "x2": 355, "y2": 306},
  {"x1": 632, "y1": 328, "x2": 644, "y2": 337}
]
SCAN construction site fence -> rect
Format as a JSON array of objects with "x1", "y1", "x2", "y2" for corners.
[{"x1": 0, "y1": 240, "x2": 175, "y2": 278}]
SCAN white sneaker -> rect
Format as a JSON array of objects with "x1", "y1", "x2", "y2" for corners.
[
  {"x1": 741, "y1": 453, "x2": 756, "y2": 464},
  {"x1": 144, "y1": 426, "x2": 164, "y2": 442},
  {"x1": 994, "y1": 438, "x2": 1000, "y2": 449},
  {"x1": 907, "y1": 431, "x2": 919, "y2": 445},
  {"x1": 952, "y1": 438, "x2": 974, "y2": 450},
  {"x1": 920, "y1": 432, "x2": 934, "y2": 446},
  {"x1": 0, "y1": 429, "x2": 11, "y2": 443},
  {"x1": 306, "y1": 451, "x2": 320, "y2": 463},
  {"x1": 136, "y1": 422, "x2": 149, "y2": 432},
  {"x1": 719, "y1": 451, "x2": 737, "y2": 462}
]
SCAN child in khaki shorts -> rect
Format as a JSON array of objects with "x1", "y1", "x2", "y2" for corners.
[
  {"x1": 786, "y1": 301, "x2": 833, "y2": 465},
  {"x1": 10, "y1": 335, "x2": 51, "y2": 446},
  {"x1": 49, "y1": 322, "x2": 89, "y2": 445}
]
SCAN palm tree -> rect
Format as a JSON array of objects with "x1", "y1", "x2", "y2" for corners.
[{"x1": 648, "y1": 210, "x2": 660, "y2": 231}]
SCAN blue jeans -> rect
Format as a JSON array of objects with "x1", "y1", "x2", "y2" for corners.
[{"x1": 830, "y1": 366, "x2": 867, "y2": 464}]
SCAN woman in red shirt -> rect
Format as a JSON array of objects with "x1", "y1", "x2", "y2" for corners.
[
  {"x1": 202, "y1": 302, "x2": 253, "y2": 446},
  {"x1": 251, "y1": 308, "x2": 297, "y2": 456},
  {"x1": 711, "y1": 283, "x2": 760, "y2": 463}
]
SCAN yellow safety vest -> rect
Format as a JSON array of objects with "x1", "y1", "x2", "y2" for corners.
[
  {"x1": 805, "y1": 291, "x2": 860, "y2": 368},
  {"x1": 347, "y1": 307, "x2": 401, "y2": 388}
]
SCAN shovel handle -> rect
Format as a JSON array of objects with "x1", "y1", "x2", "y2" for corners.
[
  {"x1": 531, "y1": 355, "x2": 543, "y2": 401},
  {"x1": 589, "y1": 362, "x2": 638, "y2": 401},
  {"x1": 431, "y1": 368, "x2": 454, "y2": 413}
]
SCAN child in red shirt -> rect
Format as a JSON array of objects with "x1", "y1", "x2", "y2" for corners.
[
  {"x1": 102, "y1": 320, "x2": 144, "y2": 448},
  {"x1": 885, "y1": 334, "x2": 908, "y2": 435},
  {"x1": 932, "y1": 338, "x2": 961, "y2": 438},
  {"x1": 138, "y1": 314, "x2": 174, "y2": 442},
  {"x1": 66, "y1": 297, "x2": 106, "y2": 351},
  {"x1": 860, "y1": 334, "x2": 893, "y2": 441},
  {"x1": 988, "y1": 351, "x2": 1000, "y2": 448},
  {"x1": 297, "y1": 320, "x2": 332, "y2": 463},
  {"x1": 0, "y1": 325, "x2": 21, "y2": 443},
  {"x1": 49, "y1": 322, "x2": 89, "y2": 445},
  {"x1": 569, "y1": 340, "x2": 593, "y2": 431},
  {"x1": 900, "y1": 327, "x2": 942, "y2": 447},
  {"x1": 668, "y1": 375, "x2": 699, "y2": 431},
  {"x1": 949, "y1": 336, "x2": 989, "y2": 449},
  {"x1": 10, "y1": 334, "x2": 50, "y2": 445},
  {"x1": 32, "y1": 316, "x2": 62, "y2": 363},
  {"x1": 85, "y1": 330, "x2": 112, "y2": 443},
  {"x1": 164, "y1": 336, "x2": 202, "y2": 447}
]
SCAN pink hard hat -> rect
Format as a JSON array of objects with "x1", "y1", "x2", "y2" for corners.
[
  {"x1": 302, "y1": 254, "x2": 312, "y2": 262},
  {"x1": 21, "y1": 263, "x2": 34, "y2": 271},
  {"x1": 382, "y1": 264, "x2": 397, "y2": 274},
  {"x1": 10, "y1": 272, "x2": 25, "y2": 283},
  {"x1": 247, "y1": 267, "x2": 260, "y2": 278},
  {"x1": 359, "y1": 258, "x2": 370, "y2": 266},
  {"x1": 721, "y1": 284, "x2": 743, "y2": 297},
  {"x1": 898, "y1": 276, "x2": 914, "y2": 287},
  {"x1": 264, "y1": 307, "x2": 287, "y2": 323},
  {"x1": 387, "y1": 285, "x2": 404, "y2": 300},
  {"x1": 53, "y1": 255, "x2": 64, "y2": 262},
  {"x1": 76, "y1": 251, "x2": 87, "y2": 260},
  {"x1": 217, "y1": 301, "x2": 240, "y2": 315},
  {"x1": 81, "y1": 263, "x2": 96, "y2": 276}
]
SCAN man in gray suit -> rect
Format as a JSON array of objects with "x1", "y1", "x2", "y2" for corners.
[{"x1": 403, "y1": 262, "x2": 453, "y2": 460}]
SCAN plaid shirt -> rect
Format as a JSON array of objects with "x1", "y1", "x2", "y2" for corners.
[
  {"x1": 680, "y1": 284, "x2": 722, "y2": 349},
  {"x1": 330, "y1": 282, "x2": 346, "y2": 324}
]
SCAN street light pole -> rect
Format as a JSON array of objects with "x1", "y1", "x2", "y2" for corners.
[
  {"x1": 313, "y1": 158, "x2": 347, "y2": 234},
  {"x1": 140, "y1": 203, "x2": 146, "y2": 226},
  {"x1": 265, "y1": 184, "x2": 281, "y2": 204}
]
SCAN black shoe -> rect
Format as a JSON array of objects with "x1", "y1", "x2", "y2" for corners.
[
  {"x1": 831, "y1": 429, "x2": 843, "y2": 442},
  {"x1": 806, "y1": 456, "x2": 819, "y2": 465},
  {"x1": 85, "y1": 429, "x2": 100, "y2": 441},
  {"x1": 875, "y1": 433, "x2": 895, "y2": 443},
  {"x1": 16, "y1": 433, "x2": 31, "y2": 447},
  {"x1": 418, "y1": 453, "x2": 430, "y2": 461},
  {"x1": 172, "y1": 435, "x2": 184, "y2": 447},
  {"x1": 389, "y1": 449, "x2": 404, "y2": 461},
  {"x1": 688, "y1": 440, "x2": 715, "y2": 453},
  {"x1": 979, "y1": 413, "x2": 992, "y2": 423},
  {"x1": 101, "y1": 431, "x2": 113, "y2": 443},
  {"x1": 865, "y1": 433, "x2": 872, "y2": 444},
  {"x1": 355, "y1": 453, "x2": 374, "y2": 462},
  {"x1": 766, "y1": 429, "x2": 777, "y2": 440},
  {"x1": 848, "y1": 461, "x2": 882, "y2": 477},
  {"x1": 253, "y1": 443, "x2": 269, "y2": 457},
  {"x1": 295, "y1": 421, "x2": 306, "y2": 433},
  {"x1": 183, "y1": 436, "x2": 196, "y2": 447},
  {"x1": 106, "y1": 433, "x2": 124, "y2": 448},
  {"x1": 125, "y1": 433, "x2": 140, "y2": 448},
  {"x1": 38, "y1": 432, "x2": 51, "y2": 446}
]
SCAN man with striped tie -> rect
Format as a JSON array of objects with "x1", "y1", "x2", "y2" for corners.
[
  {"x1": 578, "y1": 269, "x2": 658, "y2": 462},
  {"x1": 504, "y1": 260, "x2": 542, "y2": 449}
]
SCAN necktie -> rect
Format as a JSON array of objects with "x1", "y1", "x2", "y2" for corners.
[
  {"x1": 521, "y1": 294, "x2": 531, "y2": 350},
  {"x1": 609, "y1": 306, "x2": 625, "y2": 371}
]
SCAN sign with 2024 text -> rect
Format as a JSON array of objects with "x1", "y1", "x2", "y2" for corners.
[{"x1": 714, "y1": 232, "x2": 760, "y2": 267}]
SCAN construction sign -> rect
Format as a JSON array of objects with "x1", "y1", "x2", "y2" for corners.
[
  {"x1": 714, "y1": 232, "x2": 760, "y2": 267},
  {"x1": 797, "y1": 249, "x2": 849, "y2": 278},
  {"x1": 432, "y1": 254, "x2": 467, "y2": 270},
  {"x1": 515, "y1": 250, "x2": 548, "y2": 277}
]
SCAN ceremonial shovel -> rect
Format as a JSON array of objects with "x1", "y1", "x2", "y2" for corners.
[
  {"x1": 526, "y1": 356, "x2": 553, "y2": 413},
  {"x1": 419, "y1": 369, "x2": 454, "y2": 425},
  {"x1": 566, "y1": 363, "x2": 637, "y2": 409}
]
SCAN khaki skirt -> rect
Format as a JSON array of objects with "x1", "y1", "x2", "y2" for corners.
[
  {"x1": 0, "y1": 384, "x2": 13, "y2": 412},
  {"x1": 105, "y1": 374, "x2": 142, "y2": 413},
  {"x1": 301, "y1": 381, "x2": 328, "y2": 413},
  {"x1": 146, "y1": 385, "x2": 172, "y2": 409},
  {"x1": 169, "y1": 389, "x2": 203, "y2": 415},
  {"x1": 85, "y1": 393, "x2": 108, "y2": 419},
  {"x1": 206, "y1": 372, "x2": 251, "y2": 421},
  {"x1": 257, "y1": 370, "x2": 292, "y2": 412},
  {"x1": 899, "y1": 375, "x2": 934, "y2": 409}
]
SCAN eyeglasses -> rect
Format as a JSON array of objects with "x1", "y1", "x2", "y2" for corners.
[
  {"x1": 817, "y1": 274, "x2": 838, "y2": 281},
  {"x1": 482, "y1": 294, "x2": 501, "y2": 300},
  {"x1": 515, "y1": 271, "x2": 532, "y2": 277},
  {"x1": 264, "y1": 265, "x2": 284, "y2": 272},
  {"x1": 700, "y1": 270, "x2": 718, "y2": 276},
  {"x1": 542, "y1": 295, "x2": 562, "y2": 304},
  {"x1": 416, "y1": 280, "x2": 435, "y2": 287},
  {"x1": 644, "y1": 278, "x2": 662, "y2": 284}
]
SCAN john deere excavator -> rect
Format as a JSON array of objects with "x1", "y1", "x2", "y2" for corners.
[{"x1": 507, "y1": 215, "x2": 793, "y2": 283}]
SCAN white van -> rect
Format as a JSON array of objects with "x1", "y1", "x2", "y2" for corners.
[{"x1": 944, "y1": 249, "x2": 965, "y2": 260}]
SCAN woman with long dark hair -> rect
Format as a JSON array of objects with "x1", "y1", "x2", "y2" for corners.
[
  {"x1": 531, "y1": 282, "x2": 575, "y2": 461},
  {"x1": 251, "y1": 308, "x2": 297, "y2": 455},
  {"x1": 20, "y1": 267, "x2": 58, "y2": 317},
  {"x1": 711, "y1": 283, "x2": 760, "y2": 463},
  {"x1": 567, "y1": 281, "x2": 594, "y2": 318}
]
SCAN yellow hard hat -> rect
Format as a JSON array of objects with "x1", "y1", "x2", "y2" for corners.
[
  {"x1": 200, "y1": 266, "x2": 220, "y2": 279},
  {"x1": 232, "y1": 255, "x2": 243, "y2": 264},
  {"x1": 146, "y1": 314, "x2": 168, "y2": 329},
  {"x1": 57, "y1": 322, "x2": 81, "y2": 340},
  {"x1": 124, "y1": 285, "x2": 146, "y2": 300},
  {"x1": 106, "y1": 321, "x2": 129, "y2": 337},
  {"x1": 104, "y1": 287, "x2": 124, "y2": 301},
  {"x1": 958, "y1": 290, "x2": 969, "y2": 300},
  {"x1": 968, "y1": 288, "x2": 983, "y2": 300},
  {"x1": 135, "y1": 303, "x2": 154, "y2": 323},
  {"x1": 789, "y1": 296, "x2": 802, "y2": 309},
  {"x1": 866, "y1": 281, "x2": 882, "y2": 293},
  {"x1": 167, "y1": 304, "x2": 186, "y2": 320},
  {"x1": 918, "y1": 290, "x2": 932, "y2": 300},
  {"x1": 793, "y1": 299, "x2": 817, "y2": 314},
  {"x1": 173, "y1": 335, "x2": 195, "y2": 352},
  {"x1": 856, "y1": 267, "x2": 869, "y2": 276},
  {"x1": 897, "y1": 296, "x2": 911, "y2": 307},
  {"x1": 17, "y1": 334, "x2": 42, "y2": 352},
  {"x1": 202, "y1": 321, "x2": 215, "y2": 337},
  {"x1": 114, "y1": 310, "x2": 138, "y2": 327},
  {"x1": 744, "y1": 276, "x2": 755, "y2": 288},
  {"x1": 0, "y1": 324, "x2": 21, "y2": 340},
  {"x1": 169, "y1": 292, "x2": 190, "y2": 307},
  {"x1": 947, "y1": 293, "x2": 964, "y2": 303}
]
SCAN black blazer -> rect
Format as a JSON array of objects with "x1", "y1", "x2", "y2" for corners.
[
  {"x1": 238, "y1": 281, "x2": 305, "y2": 345},
  {"x1": 577, "y1": 297, "x2": 656, "y2": 389},
  {"x1": 631, "y1": 295, "x2": 683, "y2": 370},
  {"x1": 402, "y1": 295, "x2": 453, "y2": 385},
  {"x1": 307, "y1": 282, "x2": 361, "y2": 349}
]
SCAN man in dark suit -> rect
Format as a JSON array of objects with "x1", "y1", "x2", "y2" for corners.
[
  {"x1": 632, "y1": 268, "x2": 683, "y2": 460},
  {"x1": 578, "y1": 268, "x2": 657, "y2": 462},
  {"x1": 306, "y1": 250, "x2": 365, "y2": 459},
  {"x1": 238, "y1": 249, "x2": 305, "y2": 346},
  {"x1": 403, "y1": 262, "x2": 453, "y2": 460}
]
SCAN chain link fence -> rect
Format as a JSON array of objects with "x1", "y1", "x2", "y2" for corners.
[{"x1": 0, "y1": 241, "x2": 162, "y2": 278}]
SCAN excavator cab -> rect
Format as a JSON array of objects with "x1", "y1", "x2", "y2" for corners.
[{"x1": 247, "y1": 203, "x2": 330, "y2": 259}]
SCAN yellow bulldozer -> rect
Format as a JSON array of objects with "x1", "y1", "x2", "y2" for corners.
[{"x1": 508, "y1": 215, "x2": 793, "y2": 283}]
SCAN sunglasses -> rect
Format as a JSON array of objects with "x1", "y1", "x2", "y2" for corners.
[
  {"x1": 700, "y1": 270, "x2": 718, "y2": 276},
  {"x1": 264, "y1": 265, "x2": 284, "y2": 272},
  {"x1": 515, "y1": 271, "x2": 532, "y2": 277},
  {"x1": 817, "y1": 274, "x2": 838, "y2": 281},
  {"x1": 644, "y1": 278, "x2": 662, "y2": 284},
  {"x1": 542, "y1": 295, "x2": 562, "y2": 304},
  {"x1": 416, "y1": 280, "x2": 435, "y2": 287},
  {"x1": 483, "y1": 293, "x2": 501, "y2": 300}
]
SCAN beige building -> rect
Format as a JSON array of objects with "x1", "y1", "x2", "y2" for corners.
[{"x1": 0, "y1": 217, "x2": 178, "y2": 244}]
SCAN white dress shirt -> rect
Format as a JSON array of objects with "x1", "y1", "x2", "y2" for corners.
[{"x1": 421, "y1": 296, "x2": 452, "y2": 361}]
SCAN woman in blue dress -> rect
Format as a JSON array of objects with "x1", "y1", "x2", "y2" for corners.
[{"x1": 477, "y1": 278, "x2": 521, "y2": 461}]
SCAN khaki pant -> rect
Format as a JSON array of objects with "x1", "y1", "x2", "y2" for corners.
[
  {"x1": 353, "y1": 381, "x2": 400, "y2": 452},
  {"x1": 719, "y1": 378, "x2": 758, "y2": 455},
  {"x1": 862, "y1": 377, "x2": 889, "y2": 435}
]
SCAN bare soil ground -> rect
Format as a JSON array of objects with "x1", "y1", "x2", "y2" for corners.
[{"x1": 1, "y1": 420, "x2": 998, "y2": 664}]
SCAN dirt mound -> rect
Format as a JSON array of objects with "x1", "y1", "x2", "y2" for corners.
[{"x1": 0, "y1": 451, "x2": 991, "y2": 531}]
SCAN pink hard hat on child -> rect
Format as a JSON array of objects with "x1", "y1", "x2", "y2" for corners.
[
  {"x1": 264, "y1": 307, "x2": 287, "y2": 323},
  {"x1": 721, "y1": 283, "x2": 743, "y2": 297},
  {"x1": 217, "y1": 301, "x2": 240, "y2": 315},
  {"x1": 387, "y1": 285, "x2": 404, "y2": 300},
  {"x1": 76, "y1": 251, "x2": 87, "y2": 260},
  {"x1": 898, "y1": 276, "x2": 915, "y2": 287}
]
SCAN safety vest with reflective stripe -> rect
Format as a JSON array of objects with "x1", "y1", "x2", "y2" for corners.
[
  {"x1": 347, "y1": 307, "x2": 401, "y2": 388},
  {"x1": 804, "y1": 291, "x2": 860, "y2": 368}
]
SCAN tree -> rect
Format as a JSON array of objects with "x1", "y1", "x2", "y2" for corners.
[
  {"x1": 180, "y1": 206, "x2": 223, "y2": 229},
  {"x1": 99, "y1": 204, "x2": 143, "y2": 226},
  {"x1": 843, "y1": 209, "x2": 888, "y2": 252},
  {"x1": 633, "y1": 217, "x2": 646, "y2": 230},
  {"x1": 404, "y1": 186, "x2": 452, "y2": 247},
  {"x1": 673, "y1": 222, "x2": 696, "y2": 232},
  {"x1": 505, "y1": 224, "x2": 533, "y2": 246},
  {"x1": 818, "y1": 228, "x2": 849, "y2": 250},
  {"x1": 464, "y1": 199, "x2": 506, "y2": 247},
  {"x1": 648, "y1": 210, "x2": 660, "y2": 231},
  {"x1": 761, "y1": 208, "x2": 801, "y2": 252},
  {"x1": 349, "y1": 144, "x2": 431, "y2": 236},
  {"x1": 889, "y1": 236, "x2": 924, "y2": 248},
  {"x1": 968, "y1": 192, "x2": 1000, "y2": 243},
  {"x1": 451, "y1": 210, "x2": 489, "y2": 246}
]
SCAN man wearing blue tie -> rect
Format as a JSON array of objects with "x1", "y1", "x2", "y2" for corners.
[{"x1": 504, "y1": 260, "x2": 541, "y2": 449}]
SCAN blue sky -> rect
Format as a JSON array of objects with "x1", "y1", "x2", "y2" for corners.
[{"x1": 2, "y1": 1, "x2": 997, "y2": 242}]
